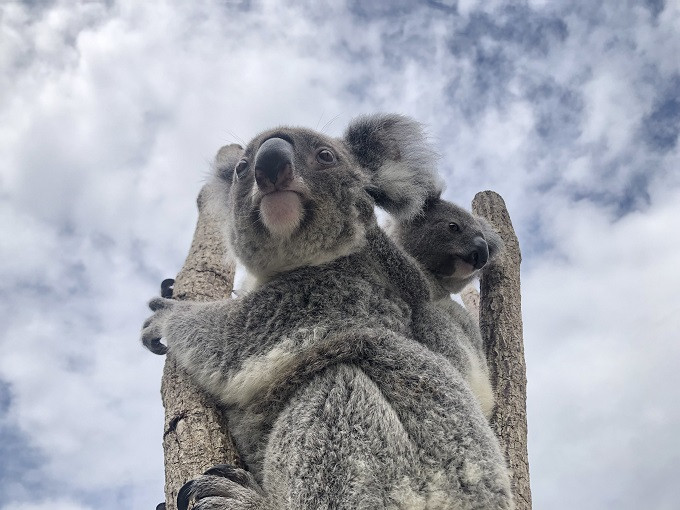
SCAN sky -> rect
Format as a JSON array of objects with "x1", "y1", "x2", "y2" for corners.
[{"x1": 0, "y1": 0, "x2": 679, "y2": 508}]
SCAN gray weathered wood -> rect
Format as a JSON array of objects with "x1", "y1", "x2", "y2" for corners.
[
  {"x1": 160, "y1": 184, "x2": 242, "y2": 510},
  {"x1": 460, "y1": 285, "x2": 480, "y2": 323},
  {"x1": 472, "y1": 190, "x2": 532, "y2": 510}
]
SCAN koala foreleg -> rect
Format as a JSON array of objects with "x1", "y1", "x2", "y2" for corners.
[{"x1": 141, "y1": 297, "x2": 249, "y2": 401}]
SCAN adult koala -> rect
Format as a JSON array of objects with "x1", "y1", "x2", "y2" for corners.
[
  {"x1": 388, "y1": 196, "x2": 504, "y2": 419},
  {"x1": 141, "y1": 115, "x2": 513, "y2": 510}
]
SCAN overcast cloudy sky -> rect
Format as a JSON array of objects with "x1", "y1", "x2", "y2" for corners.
[{"x1": 1, "y1": 0, "x2": 679, "y2": 508}]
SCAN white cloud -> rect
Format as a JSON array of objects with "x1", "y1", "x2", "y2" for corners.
[
  {"x1": 2, "y1": 500, "x2": 93, "y2": 510},
  {"x1": 1, "y1": 0, "x2": 679, "y2": 508},
  {"x1": 524, "y1": 190, "x2": 680, "y2": 508},
  {"x1": 580, "y1": 69, "x2": 644, "y2": 153}
]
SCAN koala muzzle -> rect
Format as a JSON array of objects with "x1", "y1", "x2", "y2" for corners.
[
  {"x1": 462, "y1": 237, "x2": 490, "y2": 269},
  {"x1": 254, "y1": 137, "x2": 295, "y2": 191}
]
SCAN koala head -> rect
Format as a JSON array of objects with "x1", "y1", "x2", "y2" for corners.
[
  {"x1": 208, "y1": 114, "x2": 442, "y2": 281},
  {"x1": 390, "y1": 197, "x2": 503, "y2": 295}
]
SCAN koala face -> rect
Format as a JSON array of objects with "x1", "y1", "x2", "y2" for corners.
[
  {"x1": 217, "y1": 128, "x2": 373, "y2": 280},
  {"x1": 395, "y1": 198, "x2": 503, "y2": 294},
  {"x1": 210, "y1": 115, "x2": 442, "y2": 281}
]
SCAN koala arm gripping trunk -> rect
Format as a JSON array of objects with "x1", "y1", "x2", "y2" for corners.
[{"x1": 143, "y1": 297, "x2": 257, "y2": 405}]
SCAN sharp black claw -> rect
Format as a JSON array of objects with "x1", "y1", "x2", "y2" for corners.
[
  {"x1": 161, "y1": 278, "x2": 175, "y2": 298},
  {"x1": 144, "y1": 337, "x2": 168, "y2": 355},
  {"x1": 177, "y1": 480, "x2": 194, "y2": 510}
]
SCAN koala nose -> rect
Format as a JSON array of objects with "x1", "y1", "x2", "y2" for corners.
[
  {"x1": 462, "y1": 237, "x2": 489, "y2": 269},
  {"x1": 254, "y1": 137, "x2": 295, "y2": 189}
]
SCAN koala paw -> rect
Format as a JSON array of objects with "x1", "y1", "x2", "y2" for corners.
[
  {"x1": 177, "y1": 464, "x2": 265, "y2": 510},
  {"x1": 141, "y1": 297, "x2": 176, "y2": 355}
]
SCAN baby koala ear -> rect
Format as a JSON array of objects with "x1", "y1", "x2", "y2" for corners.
[
  {"x1": 212, "y1": 143, "x2": 244, "y2": 185},
  {"x1": 344, "y1": 114, "x2": 443, "y2": 220}
]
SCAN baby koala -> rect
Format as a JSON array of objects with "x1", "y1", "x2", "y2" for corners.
[{"x1": 389, "y1": 195, "x2": 503, "y2": 419}]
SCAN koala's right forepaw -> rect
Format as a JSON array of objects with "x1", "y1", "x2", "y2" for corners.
[
  {"x1": 141, "y1": 297, "x2": 176, "y2": 355},
  {"x1": 177, "y1": 464, "x2": 265, "y2": 510}
]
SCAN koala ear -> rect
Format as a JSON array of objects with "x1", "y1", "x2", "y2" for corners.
[
  {"x1": 344, "y1": 114, "x2": 443, "y2": 220},
  {"x1": 422, "y1": 194, "x2": 443, "y2": 213},
  {"x1": 477, "y1": 216, "x2": 504, "y2": 261},
  {"x1": 213, "y1": 143, "x2": 244, "y2": 184},
  {"x1": 201, "y1": 143, "x2": 244, "y2": 214}
]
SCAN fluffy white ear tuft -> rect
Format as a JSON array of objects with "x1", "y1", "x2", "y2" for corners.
[{"x1": 345, "y1": 114, "x2": 443, "y2": 220}]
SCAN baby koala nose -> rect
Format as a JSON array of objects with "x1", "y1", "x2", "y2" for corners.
[
  {"x1": 254, "y1": 137, "x2": 295, "y2": 190},
  {"x1": 463, "y1": 237, "x2": 490, "y2": 269}
]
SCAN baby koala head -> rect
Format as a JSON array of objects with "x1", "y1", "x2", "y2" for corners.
[
  {"x1": 208, "y1": 114, "x2": 442, "y2": 281},
  {"x1": 390, "y1": 196, "x2": 503, "y2": 295}
]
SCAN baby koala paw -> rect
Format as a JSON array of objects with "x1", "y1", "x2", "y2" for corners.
[
  {"x1": 141, "y1": 297, "x2": 177, "y2": 355},
  {"x1": 177, "y1": 464, "x2": 266, "y2": 510}
]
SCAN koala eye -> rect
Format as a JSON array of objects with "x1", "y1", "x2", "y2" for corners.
[
  {"x1": 234, "y1": 158, "x2": 249, "y2": 179},
  {"x1": 316, "y1": 149, "x2": 336, "y2": 165},
  {"x1": 448, "y1": 222, "x2": 460, "y2": 232}
]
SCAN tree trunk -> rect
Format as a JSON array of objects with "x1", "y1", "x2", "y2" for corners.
[
  {"x1": 472, "y1": 191, "x2": 532, "y2": 510},
  {"x1": 160, "y1": 183, "x2": 242, "y2": 510},
  {"x1": 460, "y1": 286, "x2": 480, "y2": 323}
]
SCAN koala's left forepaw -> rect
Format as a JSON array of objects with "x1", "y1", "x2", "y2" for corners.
[
  {"x1": 141, "y1": 297, "x2": 176, "y2": 355},
  {"x1": 177, "y1": 464, "x2": 265, "y2": 510}
]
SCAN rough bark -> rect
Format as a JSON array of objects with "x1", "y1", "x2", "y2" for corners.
[
  {"x1": 460, "y1": 285, "x2": 480, "y2": 323},
  {"x1": 160, "y1": 185, "x2": 242, "y2": 510},
  {"x1": 472, "y1": 191, "x2": 532, "y2": 510}
]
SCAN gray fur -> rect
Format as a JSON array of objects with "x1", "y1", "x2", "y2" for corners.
[
  {"x1": 389, "y1": 197, "x2": 504, "y2": 418},
  {"x1": 390, "y1": 197, "x2": 504, "y2": 297},
  {"x1": 142, "y1": 115, "x2": 512, "y2": 509}
]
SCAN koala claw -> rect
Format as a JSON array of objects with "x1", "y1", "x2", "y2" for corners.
[
  {"x1": 177, "y1": 464, "x2": 264, "y2": 510},
  {"x1": 160, "y1": 278, "x2": 175, "y2": 298},
  {"x1": 141, "y1": 297, "x2": 175, "y2": 355},
  {"x1": 143, "y1": 335, "x2": 167, "y2": 355}
]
